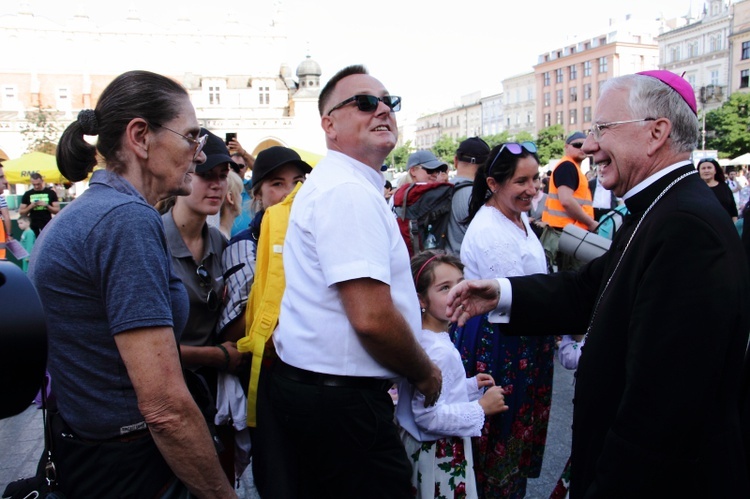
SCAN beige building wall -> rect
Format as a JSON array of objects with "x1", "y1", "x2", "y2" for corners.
[{"x1": 730, "y1": 0, "x2": 750, "y2": 95}]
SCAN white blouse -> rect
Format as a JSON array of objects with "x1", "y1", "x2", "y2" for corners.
[
  {"x1": 460, "y1": 205, "x2": 547, "y2": 280},
  {"x1": 396, "y1": 330, "x2": 486, "y2": 441}
]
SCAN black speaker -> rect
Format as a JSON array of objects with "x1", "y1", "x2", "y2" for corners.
[{"x1": 0, "y1": 261, "x2": 47, "y2": 419}]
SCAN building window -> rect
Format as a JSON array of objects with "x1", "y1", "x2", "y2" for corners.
[
  {"x1": 56, "y1": 87, "x2": 71, "y2": 109},
  {"x1": 741, "y1": 70, "x2": 750, "y2": 88},
  {"x1": 209, "y1": 86, "x2": 221, "y2": 105},
  {"x1": 743, "y1": 41, "x2": 750, "y2": 60},
  {"x1": 556, "y1": 89, "x2": 564, "y2": 104},
  {"x1": 259, "y1": 86, "x2": 270, "y2": 105},
  {"x1": 544, "y1": 92, "x2": 551, "y2": 107},
  {"x1": 544, "y1": 72, "x2": 550, "y2": 86},
  {"x1": 710, "y1": 70, "x2": 719, "y2": 86},
  {"x1": 556, "y1": 111, "x2": 563, "y2": 125},
  {"x1": 544, "y1": 113, "x2": 551, "y2": 127},
  {"x1": 710, "y1": 34, "x2": 722, "y2": 52},
  {"x1": 556, "y1": 68, "x2": 564, "y2": 83},
  {"x1": 687, "y1": 74, "x2": 696, "y2": 88},
  {"x1": 583, "y1": 83, "x2": 592, "y2": 100},
  {"x1": 583, "y1": 61, "x2": 592, "y2": 77},
  {"x1": 527, "y1": 111, "x2": 533, "y2": 123},
  {"x1": 3, "y1": 85, "x2": 17, "y2": 100},
  {"x1": 570, "y1": 87, "x2": 578, "y2": 102},
  {"x1": 569, "y1": 109, "x2": 577, "y2": 125},
  {"x1": 598, "y1": 56, "x2": 608, "y2": 73},
  {"x1": 584, "y1": 106, "x2": 592, "y2": 123},
  {"x1": 688, "y1": 41, "x2": 699, "y2": 58},
  {"x1": 670, "y1": 46, "x2": 681, "y2": 62},
  {"x1": 569, "y1": 64, "x2": 578, "y2": 80}
]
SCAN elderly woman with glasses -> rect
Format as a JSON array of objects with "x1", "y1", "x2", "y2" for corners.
[
  {"x1": 30, "y1": 71, "x2": 236, "y2": 497},
  {"x1": 451, "y1": 142, "x2": 555, "y2": 499}
]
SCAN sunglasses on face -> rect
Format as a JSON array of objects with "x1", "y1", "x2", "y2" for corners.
[
  {"x1": 327, "y1": 95, "x2": 402, "y2": 116},
  {"x1": 569, "y1": 142, "x2": 585, "y2": 149},
  {"x1": 487, "y1": 142, "x2": 538, "y2": 176},
  {"x1": 423, "y1": 165, "x2": 448, "y2": 174}
]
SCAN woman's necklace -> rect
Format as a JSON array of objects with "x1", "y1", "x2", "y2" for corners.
[{"x1": 584, "y1": 169, "x2": 697, "y2": 343}]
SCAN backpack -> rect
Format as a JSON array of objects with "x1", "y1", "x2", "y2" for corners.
[{"x1": 392, "y1": 181, "x2": 471, "y2": 256}]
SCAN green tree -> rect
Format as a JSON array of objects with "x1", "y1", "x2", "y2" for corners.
[
  {"x1": 389, "y1": 140, "x2": 413, "y2": 171},
  {"x1": 513, "y1": 130, "x2": 535, "y2": 144},
  {"x1": 483, "y1": 131, "x2": 512, "y2": 149},
  {"x1": 21, "y1": 106, "x2": 61, "y2": 155},
  {"x1": 705, "y1": 93, "x2": 750, "y2": 158},
  {"x1": 535, "y1": 124, "x2": 566, "y2": 166},
  {"x1": 432, "y1": 135, "x2": 458, "y2": 163}
]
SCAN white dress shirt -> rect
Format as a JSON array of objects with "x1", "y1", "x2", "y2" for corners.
[{"x1": 274, "y1": 150, "x2": 421, "y2": 378}]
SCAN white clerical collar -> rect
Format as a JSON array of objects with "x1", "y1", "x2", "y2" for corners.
[{"x1": 622, "y1": 161, "x2": 693, "y2": 200}]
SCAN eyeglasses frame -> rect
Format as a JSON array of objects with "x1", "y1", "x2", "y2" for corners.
[
  {"x1": 151, "y1": 122, "x2": 208, "y2": 160},
  {"x1": 326, "y1": 95, "x2": 402, "y2": 116},
  {"x1": 589, "y1": 118, "x2": 656, "y2": 141}
]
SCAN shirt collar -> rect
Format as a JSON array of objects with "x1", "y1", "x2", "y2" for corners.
[
  {"x1": 89, "y1": 169, "x2": 149, "y2": 204},
  {"x1": 327, "y1": 150, "x2": 385, "y2": 193},
  {"x1": 622, "y1": 161, "x2": 693, "y2": 200}
]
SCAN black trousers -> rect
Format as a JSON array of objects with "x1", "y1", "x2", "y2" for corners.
[{"x1": 267, "y1": 366, "x2": 412, "y2": 499}]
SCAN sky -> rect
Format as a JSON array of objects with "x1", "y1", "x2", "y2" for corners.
[{"x1": 1, "y1": 0, "x2": 707, "y2": 119}]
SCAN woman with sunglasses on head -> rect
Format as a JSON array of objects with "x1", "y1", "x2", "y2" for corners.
[
  {"x1": 30, "y1": 71, "x2": 235, "y2": 497},
  {"x1": 157, "y1": 129, "x2": 249, "y2": 484},
  {"x1": 452, "y1": 142, "x2": 555, "y2": 499}
]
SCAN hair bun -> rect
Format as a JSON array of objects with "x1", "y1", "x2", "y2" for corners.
[{"x1": 77, "y1": 109, "x2": 99, "y2": 135}]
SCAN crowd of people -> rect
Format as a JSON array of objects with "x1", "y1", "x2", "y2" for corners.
[{"x1": 4, "y1": 63, "x2": 750, "y2": 499}]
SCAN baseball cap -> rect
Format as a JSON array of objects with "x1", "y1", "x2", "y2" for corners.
[
  {"x1": 456, "y1": 137, "x2": 491, "y2": 164},
  {"x1": 251, "y1": 146, "x2": 312, "y2": 186},
  {"x1": 566, "y1": 131, "x2": 587, "y2": 145},
  {"x1": 636, "y1": 70, "x2": 698, "y2": 115},
  {"x1": 196, "y1": 128, "x2": 238, "y2": 173},
  {"x1": 407, "y1": 150, "x2": 448, "y2": 170}
]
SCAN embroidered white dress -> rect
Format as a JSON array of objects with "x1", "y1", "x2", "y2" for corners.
[{"x1": 396, "y1": 330, "x2": 485, "y2": 498}]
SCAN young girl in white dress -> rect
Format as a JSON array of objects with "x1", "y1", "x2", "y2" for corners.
[{"x1": 396, "y1": 251, "x2": 509, "y2": 498}]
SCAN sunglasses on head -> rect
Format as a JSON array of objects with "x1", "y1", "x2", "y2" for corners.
[
  {"x1": 487, "y1": 142, "x2": 538, "y2": 176},
  {"x1": 327, "y1": 95, "x2": 402, "y2": 116}
]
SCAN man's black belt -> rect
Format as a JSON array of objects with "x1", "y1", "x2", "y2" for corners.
[{"x1": 275, "y1": 360, "x2": 392, "y2": 391}]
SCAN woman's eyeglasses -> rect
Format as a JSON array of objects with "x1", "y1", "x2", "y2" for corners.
[
  {"x1": 152, "y1": 123, "x2": 208, "y2": 160},
  {"x1": 327, "y1": 95, "x2": 402, "y2": 116},
  {"x1": 487, "y1": 142, "x2": 538, "y2": 176}
]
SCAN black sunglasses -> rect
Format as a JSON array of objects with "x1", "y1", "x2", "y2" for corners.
[
  {"x1": 327, "y1": 95, "x2": 402, "y2": 116},
  {"x1": 423, "y1": 165, "x2": 448, "y2": 174},
  {"x1": 569, "y1": 142, "x2": 585, "y2": 149},
  {"x1": 487, "y1": 142, "x2": 538, "y2": 176},
  {"x1": 196, "y1": 265, "x2": 219, "y2": 312}
]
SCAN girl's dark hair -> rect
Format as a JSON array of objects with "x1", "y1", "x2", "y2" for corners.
[
  {"x1": 410, "y1": 250, "x2": 463, "y2": 296},
  {"x1": 56, "y1": 70, "x2": 189, "y2": 182},
  {"x1": 465, "y1": 144, "x2": 540, "y2": 224},
  {"x1": 699, "y1": 158, "x2": 725, "y2": 182}
]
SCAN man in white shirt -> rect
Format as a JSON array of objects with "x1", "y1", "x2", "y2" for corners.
[
  {"x1": 268, "y1": 65, "x2": 441, "y2": 499},
  {"x1": 445, "y1": 71, "x2": 750, "y2": 498}
]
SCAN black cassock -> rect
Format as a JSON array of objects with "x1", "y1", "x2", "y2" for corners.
[{"x1": 503, "y1": 163, "x2": 750, "y2": 498}]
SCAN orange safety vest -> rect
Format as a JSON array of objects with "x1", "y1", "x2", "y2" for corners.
[{"x1": 542, "y1": 156, "x2": 594, "y2": 229}]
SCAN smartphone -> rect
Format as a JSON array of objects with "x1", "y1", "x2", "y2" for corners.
[{"x1": 225, "y1": 133, "x2": 237, "y2": 146}]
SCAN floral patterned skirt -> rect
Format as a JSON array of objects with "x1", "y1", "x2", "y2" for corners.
[
  {"x1": 451, "y1": 314, "x2": 555, "y2": 499},
  {"x1": 401, "y1": 430, "x2": 478, "y2": 499}
]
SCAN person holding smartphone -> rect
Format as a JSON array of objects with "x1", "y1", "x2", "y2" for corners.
[{"x1": 19, "y1": 172, "x2": 60, "y2": 236}]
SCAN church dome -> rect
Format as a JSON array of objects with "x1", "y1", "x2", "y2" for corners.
[{"x1": 296, "y1": 56, "x2": 321, "y2": 78}]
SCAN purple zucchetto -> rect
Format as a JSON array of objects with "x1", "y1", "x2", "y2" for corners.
[{"x1": 636, "y1": 70, "x2": 697, "y2": 116}]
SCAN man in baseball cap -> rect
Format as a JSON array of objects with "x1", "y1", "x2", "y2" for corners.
[
  {"x1": 405, "y1": 150, "x2": 449, "y2": 183},
  {"x1": 446, "y1": 137, "x2": 491, "y2": 255}
]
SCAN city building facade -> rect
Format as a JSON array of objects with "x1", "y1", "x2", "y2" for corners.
[
  {"x1": 658, "y1": 0, "x2": 733, "y2": 116},
  {"x1": 501, "y1": 71, "x2": 536, "y2": 136},
  {"x1": 534, "y1": 17, "x2": 661, "y2": 136},
  {"x1": 729, "y1": 0, "x2": 750, "y2": 95},
  {"x1": 0, "y1": 5, "x2": 325, "y2": 165}
]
